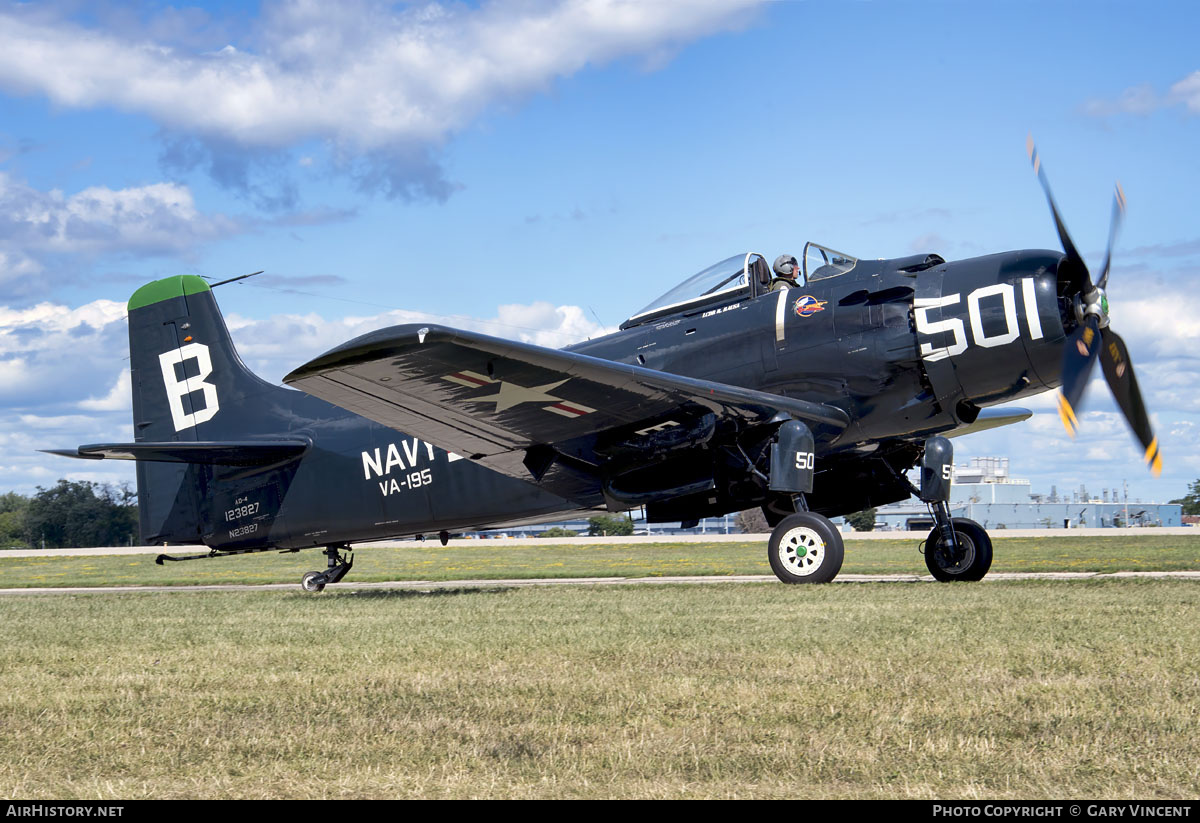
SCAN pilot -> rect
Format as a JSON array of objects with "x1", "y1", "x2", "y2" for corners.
[{"x1": 770, "y1": 254, "x2": 800, "y2": 291}]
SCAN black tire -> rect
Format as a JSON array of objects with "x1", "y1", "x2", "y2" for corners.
[
  {"x1": 768, "y1": 513, "x2": 845, "y2": 584},
  {"x1": 301, "y1": 571, "x2": 326, "y2": 593},
  {"x1": 924, "y1": 518, "x2": 993, "y2": 582}
]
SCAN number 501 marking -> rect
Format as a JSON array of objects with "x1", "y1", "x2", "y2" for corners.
[{"x1": 915, "y1": 277, "x2": 1045, "y2": 362}]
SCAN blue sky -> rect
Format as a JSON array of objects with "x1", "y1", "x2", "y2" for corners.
[{"x1": 1, "y1": 0, "x2": 1198, "y2": 507}]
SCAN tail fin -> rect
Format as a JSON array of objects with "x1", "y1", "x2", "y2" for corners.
[{"x1": 126, "y1": 276, "x2": 298, "y2": 543}]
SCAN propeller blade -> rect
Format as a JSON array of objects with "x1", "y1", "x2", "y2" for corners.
[
  {"x1": 1056, "y1": 314, "x2": 1101, "y2": 437},
  {"x1": 1095, "y1": 183, "x2": 1126, "y2": 290},
  {"x1": 1027, "y1": 134, "x2": 1093, "y2": 294},
  {"x1": 1099, "y1": 326, "x2": 1161, "y2": 476}
]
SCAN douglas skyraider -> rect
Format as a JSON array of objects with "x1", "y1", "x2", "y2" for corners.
[{"x1": 51, "y1": 141, "x2": 1159, "y2": 590}]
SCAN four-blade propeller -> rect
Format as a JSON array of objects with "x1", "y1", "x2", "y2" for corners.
[{"x1": 1026, "y1": 136, "x2": 1160, "y2": 476}]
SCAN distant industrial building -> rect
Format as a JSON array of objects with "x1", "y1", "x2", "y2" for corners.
[
  {"x1": 470, "y1": 512, "x2": 742, "y2": 538},
  {"x1": 874, "y1": 457, "x2": 1181, "y2": 531}
]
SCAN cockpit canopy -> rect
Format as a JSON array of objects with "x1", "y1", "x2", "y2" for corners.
[
  {"x1": 622, "y1": 253, "x2": 767, "y2": 329},
  {"x1": 621, "y1": 244, "x2": 859, "y2": 329}
]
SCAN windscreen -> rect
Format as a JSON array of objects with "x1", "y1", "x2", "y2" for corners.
[{"x1": 803, "y1": 243, "x2": 858, "y2": 281}]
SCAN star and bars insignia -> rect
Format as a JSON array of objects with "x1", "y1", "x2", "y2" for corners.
[{"x1": 442, "y1": 370, "x2": 596, "y2": 418}]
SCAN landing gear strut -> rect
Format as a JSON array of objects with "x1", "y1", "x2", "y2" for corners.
[
  {"x1": 301, "y1": 544, "x2": 354, "y2": 592},
  {"x1": 914, "y1": 435, "x2": 993, "y2": 582}
]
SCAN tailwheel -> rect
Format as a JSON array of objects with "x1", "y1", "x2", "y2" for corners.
[
  {"x1": 924, "y1": 518, "x2": 993, "y2": 582},
  {"x1": 298, "y1": 544, "x2": 354, "y2": 592},
  {"x1": 768, "y1": 512, "x2": 844, "y2": 584}
]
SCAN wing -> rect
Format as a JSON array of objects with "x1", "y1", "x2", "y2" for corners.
[
  {"x1": 944, "y1": 407, "x2": 1033, "y2": 439},
  {"x1": 285, "y1": 324, "x2": 849, "y2": 504}
]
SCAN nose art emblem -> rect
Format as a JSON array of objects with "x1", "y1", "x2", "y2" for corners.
[{"x1": 793, "y1": 295, "x2": 828, "y2": 317}]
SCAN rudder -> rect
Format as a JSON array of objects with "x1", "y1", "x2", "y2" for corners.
[{"x1": 126, "y1": 276, "x2": 296, "y2": 543}]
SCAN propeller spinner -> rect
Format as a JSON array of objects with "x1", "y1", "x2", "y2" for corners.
[{"x1": 1026, "y1": 136, "x2": 1160, "y2": 476}]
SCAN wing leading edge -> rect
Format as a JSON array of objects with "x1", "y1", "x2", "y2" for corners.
[
  {"x1": 944, "y1": 407, "x2": 1034, "y2": 439},
  {"x1": 285, "y1": 324, "x2": 850, "y2": 504}
]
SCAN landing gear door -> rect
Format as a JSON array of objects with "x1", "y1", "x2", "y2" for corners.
[
  {"x1": 920, "y1": 436, "x2": 953, "y2": 503},
  {"x1": 769, "y1": 420, "x2": 815, "y2": 494}
]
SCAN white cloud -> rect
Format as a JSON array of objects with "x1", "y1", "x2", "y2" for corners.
[
  {"x1": 1083, "y1": 68, "x2": 1200, "y2": 117},
  {"x1": 0, "y1": 297, "x2": 127, "y2": 331},
  {"x1": 1118, "y1": 293, "x2": 1200, "y2": 355},
  {"x1": 1168, "y1": 70, "x2": 1200, "y2": 113},
  {"x1": 0, "y1": 1, "x2": 758, "y2": 154},
  {"x1": 1081, "y1": 83, "x2": 1162, "y2": 117},
  {"x1": 0, "y1": 300, "x2": 136, "y2": 494},
  {"x1": 79, "y1": 371, "x2": 132, "y2": 413},
  {"x1": 0, "y1": 408, "x2": 135, "y2": 495},
  {"x1": 0, "y1": 298, "x2": 129, "y2": 409},
  {"x1": 0, "y1": 172, "x2": 236, "y2": 257},
  {"x1": 226, "y1": 299, "x2": 615, "y2": 381},
  {"x1": 0, "y1": 249, "x2": 42, "y2": 286},
  {"x1": 495, "y1": 302, "x2": 610, "y2": 347}
]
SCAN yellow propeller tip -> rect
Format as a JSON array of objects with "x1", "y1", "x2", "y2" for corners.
[{"x1": 1056, "y1": 393, "x2": 1080, "y2": 435}]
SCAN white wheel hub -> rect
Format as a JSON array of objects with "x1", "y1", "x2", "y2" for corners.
[{"x1": 777, "y1": 526, "x2": 826, "y2": 577}]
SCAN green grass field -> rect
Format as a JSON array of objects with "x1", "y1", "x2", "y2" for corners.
[
  {"x1": 2, "y1": 580, "x2": 1198, "y2": 799},
  {"x1": 3, "y1": 535, "x2": 1198, "y2": 798},
  {"x1": 3, "y1": 533, "x2": 1200, "y2": 589}
]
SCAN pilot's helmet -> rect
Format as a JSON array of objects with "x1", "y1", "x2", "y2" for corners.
[{"x1": 773, "y1": 254, "x2": 799, "y2": 279}]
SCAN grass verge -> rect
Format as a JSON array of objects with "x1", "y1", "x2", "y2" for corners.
[{"x1": 1, "y1": 580, "x2": 1197, "y2": 798}]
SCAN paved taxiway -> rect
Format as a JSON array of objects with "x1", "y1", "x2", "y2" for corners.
[
  {"x1": 1, "y1": 570, "x2": 1198, "y2": 596},
  {"x1": 5, "y1": 527, "x2": 1195, "y2": 559}
]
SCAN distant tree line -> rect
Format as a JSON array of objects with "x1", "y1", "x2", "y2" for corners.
[
  {"x1": 1170, "y1": 479, "x2": 1200, "y2": 516},
  {"x1": 532, "y1": 515, "x2": 635, "y2": 538},
  {"x1": 587, "y1": 514, "x2": 634, "y2": 536},
  {"x1": 1, "y1": 480, "x2": 138, "y2": 549}
]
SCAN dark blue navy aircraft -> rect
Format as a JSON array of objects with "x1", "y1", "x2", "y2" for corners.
[{"x1": 51, "y1": 143, "x2": 1159, "y2": 590}]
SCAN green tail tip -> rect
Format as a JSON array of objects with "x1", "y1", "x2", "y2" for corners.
[{"x1": 127, "y1": 276, "x2": 212, "y2": 312}]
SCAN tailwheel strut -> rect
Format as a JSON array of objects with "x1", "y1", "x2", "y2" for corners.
[{"x1": 300, "y1": 544, "x2": 354, "y2": 593}]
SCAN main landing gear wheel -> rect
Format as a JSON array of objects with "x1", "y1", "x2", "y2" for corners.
[
  {"x1": 301, "y1": 571, "x2": 326, "y2": 593},
  {"x1": 768, "y1": 512, "x2": 844, "y2": 584},
  {"x1": 924, "y1": 518, "x2": 993, "y2": 582}
]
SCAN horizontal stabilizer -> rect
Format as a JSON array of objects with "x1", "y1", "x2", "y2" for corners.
[{"x1": 43, "y1": 439, "x2": 310, "y2": 466}]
